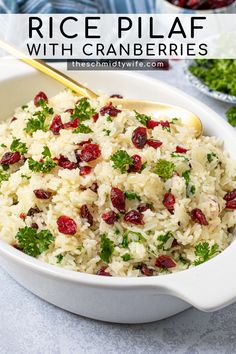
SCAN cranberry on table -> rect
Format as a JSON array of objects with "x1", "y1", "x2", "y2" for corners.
[
  {"x1": 80, "y1": 143, "x2": 101, "y2": 162},
  {"x1": 225, "y1": 200, "x2": 236, "y2": 209},
  {"x1": 0, "y1": 151, "x2": 21, "y2": 165},
  {"x1": 110, "y1": 187, "x2": 126, "y2": 213},
  {"x1": 132, "y1": 127, "x2": 147, "y2": 149},
  {"x1": 100, "y1": 102, "x2": 121, "y2": 117},
  {"x1": 146, "y1": 139, "x2": 163, "y2": 149},
  {"x1": 176, "y1": 146, "x2": 188, "y2": 154},
  {"x1": 155, "y1": 255, "x2": 176, "y2": 269},
  {"x1": 128, "y1": 154, "x2": 142, "y2": 173},
  {"x1": 34, "y1": 91, "x2": 48, "y2": 107},
  {"x1": 80, "y1": 205, "x2": 93, "y2": 226},
  {"x1": 224, "y1": 189, "x2": 236, "y2": 201},
  {"x1": 96, "y1": 266, "x2": 112, "y2": 276},
  {"x1": 33, "y1": 189, "x2": 52, "y2": 199},
  {"x1": 163, "y1": 193, "x2": 176, "y2": 213},
  {"x1": 79, "y1": 166, "x2": 92, "y2": 176},
  {"x1": 140, "y1": 263, "x2": 153, "y2": 276},
  {"x1": 191, "y1": 208, "x2": 209, "y2": 225},
  {"x1": 124, "y1": 210, "x2": 144, "y2": 225},
  {"x1": 57, "y1": 215, "x2": 77, "y2": 235},
  {"x1": 102, "y1": 210, "x2": 118, "y2": 225},
  {"x1": 50, "y1": 115, "x2": 64, "y2": 135}
]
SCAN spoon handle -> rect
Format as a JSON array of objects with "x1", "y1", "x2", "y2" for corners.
[{"x1": 0, "y1": 39, "x2": 98, "y2": 99}]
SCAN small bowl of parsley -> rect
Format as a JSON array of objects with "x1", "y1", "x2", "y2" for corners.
[{"x1": 185, "y1": 59, "x2": 236, "y2": 104}]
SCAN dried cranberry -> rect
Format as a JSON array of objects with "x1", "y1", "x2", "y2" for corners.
[
  {"x1": 191, "y1": 208, "x2": 208, "y2": 225},
  {"x1": 132, "y1": 127, "x2": 147, "y2": 149},
  {"x1": 80, "y1": 166, "x2": 92, "y2": 176},
  {"x1": 155, "y1": 255, "x2": 176, "y2": 269},
  {"x1": 34, "y1": 91, "x2": 48, "y2": 107},
  {"x1": 140, "y1": 264, "x2": 153, "y2": 276},
  {"x1": 111, "y1": 187, "x2": 126, "y2": 213},
  {"x1": 102, "y1": 210, "x2": 118, "y2": 225},
  {"x1": 225, "y1": 200, "x2": 236, "y2": 209},
  {"x1": 80, "y1": 205, "x2": 93, "y2": 226},
  {"x1": 57, "y1": 155, "x2": 78, "y2": 170},
  {"x1": 31, "y1": 223, "x2": 39, "y2": 230},
  {"x1": 90, "y1": 182, "x2": 98, "y2": 193},
  {"x1": 100, "y1": 102, "x2": 121, "y2": 117},
  {"x1": 124, "y1": 210, "x2": 144, "y2": 225},
  {"x1": 11, "y1": 117, "x2": 17, "y2": 123},
  {"x1": 163, "y1": 193, "x2": 175, "y2": 213},
  {"x1": 65, "y1": 108, "x2": 74, "y2": 115},
  {"x1": 0, "y1": 151, "x2": 21, "y2": 165},
  {"x1": 57, "y1": 215, "x2": 77, "y2": 235},
  {"x1": 224, "y1": 189, "x2": 236, "y2": 201},
  {"x1": 176, "y1": 146, "x2": 188, "y2": 154},
  {"x1": 97, "y1": 267, "x2": 112, "y2": 276},
  {"x1": 160, "y1": 121, "x2": 170, "y2": 128},
  {"x1": 78, "y1": 139, "x2": 92, "y2": 146},
  {"x1": 33, "y1": 189, "x2": 52, "y2": 199},
  {"x1": 63, "y1": 118, "x2": 79, "y2": 129},
  {"x1": 172, "y1": 239, "x2": 179, "y2": 247},
  {"x1": 50, "y1": 115, "x2": 64, "y2": 135},
  {"x1": 146, "y1": 139, "x2": 162, "y2": 149},
  {"x1": 80, "y1": 143, "x2": 101, "y2": 162},
  {"x1": 92, "y1": 113, "x2": 99, "y2": 122},
  {"x1": 74, "y1": 150, "x2": 81, "y2": 163},
  {"x1": 110, "y1": 94, "x2": 123, "y2": 99},
  {"x1": 147, "y1": 120, "x2": 159, "y2": 129},
  {"x1": 19, "y1": 213, "x2": 26, "y2": 220},
  {"x1": 137, "y1": 203, "x2": 152, "y2": 212},
  {"x1": 128, "y1": 154, "x2": 142, "y2": 173}
]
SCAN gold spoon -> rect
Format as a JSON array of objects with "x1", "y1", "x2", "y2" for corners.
[{"x1": 0, "y1": 39, "x2": 202, "y2": 137}]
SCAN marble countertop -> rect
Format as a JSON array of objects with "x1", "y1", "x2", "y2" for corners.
[{"x1": 1, "y1": 61, "x2": 235, "y2": 354}]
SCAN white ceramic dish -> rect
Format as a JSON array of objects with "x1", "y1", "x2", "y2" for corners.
[{"x1": 0, "y1": 60, "x2": 236, "y2": 324}]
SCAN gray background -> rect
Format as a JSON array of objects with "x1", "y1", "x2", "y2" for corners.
[{"x1": 0, "y1": 61, "x2": 235, "y2": 354}]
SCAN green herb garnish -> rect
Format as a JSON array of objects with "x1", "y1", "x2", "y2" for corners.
[
  {"x1": 21, "y1": 174, "x2": 31, "y2": 180},
  {"x1": 134, "y1": 110, "x2": 151, "y2": 126},
  {"x1": 103, "y1": 129, "x2": 111, "y2": 136},
  {"x1": 25, "y1": 100, "x2": 53, "y2": 134},
  {"x1": 106, "y1": 116, "x2": 112, "y2": 122},
  {"x1": 207, "y1": 152, "x2": 217, "y2": 163},
  {"x1": 21, "y1": 105, "x2": 28, "y2": 111},
  {"x1": 157, "y1": 232, "x2": 173, "y2": 250},
  {"x1": 0, "y1": 170, "x2": 9, "y2": 184},
  {"x1": 194, "y1": 242, "x2": 220, "y2": 265},
  {"x1": 182, "y1": 170, "x2": 196, "y2": 198},
  {"x1": 71, "y1": 98, "x2": 96, "y2": 122},
  {"x1": 73, "y1": 124, "x2": 93, "y2": 134},
  {"x1": 226, "y1": 107, "x2": 236, "y2": 127},
  {"x1": 100, "y1": 234, "x2": 114, "y2": 263},
  {"x1": 171, "y1": 152, "x2": 189, "y2": 161},
  {"x1": 154, "y1": 159, "x2": 175, "y2": 180},
  {"x1": 42, "y1": 146, "x2": 51, "y2": 158},
  {"x1": 0, "y1": 143, "x2": 6, "y2": 148},
  {"x1": 56, "y1": 254, "x2": 64, "y2": 263},
  {"x1": 121, "y1": 253, "x2": 131, "y2": 261},
  {"x1": 124, "y1": 191, "x2": 141, "y2": 201},
  {"x1": 28, "y1": 157, "x2": 56, "y2": 174},
  {"x1": 111, "y1": 150, "x2": 132, "y2": 173},
  {"x1": 10, "y1": 138, "x2": 28, "y2": 155},
  {"x1": 16, "y1": 226, "x2": 54, "y2": 257}
]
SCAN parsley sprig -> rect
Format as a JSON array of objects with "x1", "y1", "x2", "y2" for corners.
[
  {"x1": 25, "y1": 100, "x2": 53, "y2": 134},
  {"x1": 100, "y1": 234, "x2": 114, "y2": 263},
  {"x1": 124, "y1": 191, "x2": 141, "y2": 201},
  {"x1": 111, "y1": 150, "x2": 132, "y2": 173},
  {"x1": 73, "y1": 123, "x2": 93, "y2": 134},
  {"x1": 28, "y1": 146, "x2": 56, "y2": 174},
  {"x1": 194, "y1": 242, "x2": 220, "y2": 265},
  {"x1": 157, "y1": 231, "x2": 173, "y2": 250},
  {"x1": 16, "y1": 226, "x2": 55, "y2": 257},
  {"x1": 10, "y1": 138, "x2": 28, "y2": 155},
  {"x1": 154, "y1": 159, "x2": 175, "y2": 180},
  {"x1": 134, "y1": 111, "x2": 151, "y2": 126},
  {"x1": 71, "y1": 98, "x2": 96, "y2": 122}
]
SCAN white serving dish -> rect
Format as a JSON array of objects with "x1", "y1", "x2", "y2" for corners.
[{"x1": 0, "y1": 60, "x2": 236, "y2": 324}]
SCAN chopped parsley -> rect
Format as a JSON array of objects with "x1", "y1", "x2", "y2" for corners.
[
  {"x1": 226, "y1": 107, "x2": 236, "y2": 127},
  {"x1": 134, "y1": 110, "x2": 151, "y2": 126},
  {"x1": 16, "y1": 226, "x2": 55, "y2": 257},
  {"x1": 154, "y1": 159, "x2": 175, "y2": 180},
  {"x1": 111, "y1": 150, "x2": 132, "y2": 173},
  {"x1": 194, "y1": 242, "x2": 220, "y2": 265},
  {"x1": 157, "y1": 232, "x2": 173, "y2": 250},
  {"x1": 121, "y1": 230, "x2": 145, "y2": 247},
  {"x1": 10, "y1": 138, "x2": 28, "y2": 155},
  {"x1": 182, "y1": 170, "x2": 196, "y2": 198},
  {"x1": 121, "y1": 233, "x2": 129, "y2": 248},
  {"x1": 106, "y1": 116, "x2": 112, "y2": 122},
  {"x1": 71, "y1": 98, "x2": 96, "y2": 122},
  {"x1": 28, "y1": 157, "x2": 56, "y2": 174},
  {"x1": 121, "y1": 253, "x2": 131, "y2": 261},
  {"x1": 25, "y1": 100, "x2": 53, "y2": 134},
  {"x1": 0, "y1": 170, "x2": 9, "y2": 184},
  {"x1": 21, "y1": 105, "x2": 28, "y2": 111},
  {"x1": 21, "y1": 174, "x2": 31, "y2": 180},
  {"x1": 56, "y1": 254, "x2": 64, "y2": 263},
  {"x1": 99, "y1": 234, "x2": 114, "y2": 263},
  {"x1": 207, "y1": 152, "x2": 217, "y2": 163},
  {"x1": 103, "y1": 129, "x2": 111, "y2": 136},
  {"x1": 124, "y1": 191, "x2": 141, "y2": 201},
  {"x1": 73, "y1": 124, "x2": 93, "y2": 134},
  {"x1": 0, "y1": 143, "x2": 6, "y2": 148},
  {"x1": 42, "y1": 146, "x2": 51, "y2": 158},
  {"x1": 171, "y1": 152, "x2": 189, "y2": 161}
]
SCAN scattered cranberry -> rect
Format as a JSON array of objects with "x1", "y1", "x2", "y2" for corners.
[
  {"x1": 128, "y1": 154, "x2": 142, "y2": 173},
  {"x1": 57, "y1": 215, "x2": 77, "y2": 235},
  {"x1": 124, "y1": 210, "x2": 144, "y2": 225},
  {"x1": 78, "y1": 139, "x2": 92, "y2": 146},
  {"x1": 19, "y1": 213, "x2": 26, "y2": 220},
  {"x1": 11, "y1": 117, "x2": 17, "y2": 123},
  {"x1": 0, "y1": 151, "x2": 21, "y2": 165},
  {"x1": 80, "y1": 143, "x2": 101, "y2": 162},
  {"x1": 80, "y1": 205, "x2": 93, "y2": 226},
  {"x1": 100, "y1": 102, "x2": 121, "y2": 117},
  {"x1": 102, "y1": 210, "x2": 118, "y2": 225},
  {"x1": 65, "y1": 108, "x2": 74, "y2": 115},
  {"x1": 110, "y1": 94, "x2": 123, "y2": 99},
  {"x1": 163, "y1": 193, "x2": 175, "y2": 213},
  {"x1": 146, "y1": 139, "x2": 163, "y2": 149},
  {"x1": 92, "y1": 113, "x2": 99, "y2": 122},
  {"x1": 31, "y1": 223, "x2": 39, "y2": 229},
  {"x1": 147, "y1": 120, "x2": 159, "y2": 129},
  {"x1": 63, "y1": 118, "x2": 79, "y2": 129},
  {"x1": 140, "y1": 263, "x2": 153, "y2": 276},
  {"x1": 132, "y1": 127, "x2": 147, "y2": 149},
  {"x1": 155, "y1": 255, "x2": 176, "y2": 269},
  {"x1": 169, "y1": 0, "x2": 234, "y2": 10},
  {"x1": 50, "y1": 115, "x2": 64, "y2": 135},
  {"x1": 111, "y1": 187, "x2": 126, "y2": 213},
  {"x1": 191, "y1": 208, "x2": 208, "y2": 226},
  {"x1": 176, "y1": 146, "x2": 188, "y2": 154},
  {"x1": 57, "y1": 155, "x2": 78, "y2": 170},
  {"x1": 137, "y1": 203, "x2": 152, "y2": 212},
  {"x1": 80, "y1": 166, "x2": 92, "y2": 176},
  {"x1": 34, "y1": 91, "x2": 48, "y2": 107},
  {"x1": 97, "y1": 266, "x2": 112, "y2": 276},
  {"x1": 225, "y1": 200, "x2": 236, "y2": 209},
  {"x1": 33, "y1": 189, "x2": 52, "y2": 199},
  {"x1": 90, "y1": 182, "x2": 98, "y2": 193},
  {"x1": 224, "y1": 189, "x2": 236, "y2": 201}
]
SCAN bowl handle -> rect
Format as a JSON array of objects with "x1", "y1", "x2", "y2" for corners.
[{"x1": 154, "y1": 243, "x2": 236, "y2": 311}]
